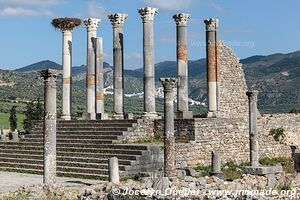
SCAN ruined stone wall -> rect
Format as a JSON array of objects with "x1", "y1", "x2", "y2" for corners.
[
  {"x1": 217, "y1": 41, "x2": 248, "y2": 119},
  {"x1": 171, "y1": 118, "x2": 293, "y2": 168}
]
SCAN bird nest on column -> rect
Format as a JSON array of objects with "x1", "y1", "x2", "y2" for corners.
[{"x1": 51, "y1": 17, "x2": 81, "y2": 30}]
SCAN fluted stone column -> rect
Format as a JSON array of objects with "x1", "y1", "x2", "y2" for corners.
[
  {"x1": 40, "y1": 69, "x2": 57, "y2": 185},
  {"x1": 95, "y1": 37, "x2": 108, "y2": 119},
  {"x1": 173, "y1": 13, "x2": 193, "y2": 119},
  {"x1": 204, "y1": 18, "x2": 219, "y2": 118},
  {"x1": 246, "y1": 90, "x2": 259, "y2": 167},
  {"x1": 61, "y1": 29, "x2": 72, "y2": 120},
  {"x1": 84, "y1": 18, "x2": 100, "y2": 120},
  {"x1": 108, "y1": 14, "x2": 128, "y2": 120},
  {"x1": 160, "y1": 77, "x2": 177, "y2": 178},
  {"x1": 138, "y1": 7, "x2": 158, "y2": 119}
]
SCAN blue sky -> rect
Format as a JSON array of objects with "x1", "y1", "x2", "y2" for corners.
[{"x1": 0, "y1": 0, "x2": 299, "y2": 70}]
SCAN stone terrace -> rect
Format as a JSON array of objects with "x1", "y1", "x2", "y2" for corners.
[{"x1": 0, "y1": 120, "x2": 163, "y2": 180}]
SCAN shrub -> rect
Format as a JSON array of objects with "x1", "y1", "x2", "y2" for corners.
[
  {"x1": 269, "y1": 128, "x2": 285, "y2": 143},
  {"x1": 9, "y1": 106, "x2": 17, "y2": 131}
]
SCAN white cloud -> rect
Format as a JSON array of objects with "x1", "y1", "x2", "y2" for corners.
[
  {"x1": 0, "y1": 7, "x2": 54, "y2": 16},
  {"x1": 88, "y1": 1, "x2": 110, "y2": 19},
  {"x1": 143, "y1": 0, "x2": 193, "y2": 11},
  {"x1": 125, "y1": 53, "x2": 143, "y2": 69},
  {"x1": 0, "y1": 0, "x2": 59, "y2": 7},
  {"x1": 0, "y1": 0, "x2": 57, "y2": 16}
]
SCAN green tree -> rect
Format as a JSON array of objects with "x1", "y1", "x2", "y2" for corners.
[
  {"x1": 23, "y1": 102, "x2": 34, "y2": 133},
  {"x1": 9, "y1": 106, "x2": 17, "y2": 131},
  {"x1": 35, "y1": 97, "x2": 44, "y2": 120}
]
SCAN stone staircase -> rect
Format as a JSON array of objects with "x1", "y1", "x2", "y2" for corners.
[{"x1": 0, "y1": 120, "x2": 163, "y2": 180}]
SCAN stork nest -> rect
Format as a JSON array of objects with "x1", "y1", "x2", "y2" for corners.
[{"x1": 51, "y1": 17, "x2": 81, "y2": 30}]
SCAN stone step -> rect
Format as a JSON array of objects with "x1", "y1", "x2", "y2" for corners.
[
  {"x1": 27, "y1": 131, "x2": 124, "y2": 136},
  {"x1": 0, "y1": 153, "x2": 134, "y2": 165},
  {"x1": 58, "y1": 123, "x2": 136, "y2": 128},
  {"x1": 0, "y1": 146, "x2": 144, "y2": 156},
  {"x1": 0, "y1": 157, "x2": 128, "y2": 171},
  {"x1": 0, "y1": 167, "x2": 108, "y2": 180},
  {"x1": 26, "y1": 134, "x2": 124, "y2": 140},
  {"x1": 33, "y1": 127, "x2": 130, "y2": 131},
  {"x1": 0, "y1": 143, "x2": 149, "y2": 150},
  {"x1": 22, "y1": 137, "x2": 120, "y2": 143},
  {"x1": 0, "y1": 162, "x2": 110, "y2": 175}
]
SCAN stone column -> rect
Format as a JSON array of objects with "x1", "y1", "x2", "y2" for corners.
[
  {"x1": 160, "y1": 77, "x2": 177, "y2": 178},
  {"x1": 95, "y1": 37, "x2": 108, "y2": 119},
  {"x1": 40, "y1": 69, "x2": 57, "y2": 185},
  {"x1": 204, "y1": 18, "x2": 219, "y2": 118},
  {"x1": 51, "y1": 18, "x2": 81, "y2": 120},
  {"x1": 109, "y1": 157, "x2": 120, "y2": 184},
  {"x1": 108, "y1": 14, "x2": 128, "y2": 120},
  {"x1": 211, "y1": 150, "x2": 223, "y2": 178},
  {"x1": 61, "y1": 29, "x2": 72, "y2": 120},
  {"x1": 173, "y1": 13, "x2": 193, "y2": 119},
  {"x1": 246, "y1": 90, "x2": 259, "y2": 167},
  {"x1": 138, "y1": 7, "x2": 158, "y2": 119},
  {"x1": 84, "y1": 18, "x2": 100, "y2": 120}
]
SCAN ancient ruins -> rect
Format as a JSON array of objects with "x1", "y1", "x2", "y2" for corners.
[{"x1": 0, "y1": 5, "x2": 300, "y2": 200}]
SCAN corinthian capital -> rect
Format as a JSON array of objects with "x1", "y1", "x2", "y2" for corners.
[
  {"x1": 138, "y1": 7, "x2": 158, "y2": 22},
  {"x1": 246, "y1": 90, "x2": 258, "y2": 102},
  {"x1": 84, "y1": 18, "x2": 101, "y2": 31},
  {"x1": 108, "y1": 13, "x2": 128, "y2": 28},
  {"x1": 160, "y1": 77, "x2": 178, "y2": 92},
  {"x1": 204, "y1": 18, "x2": 219, "y2": 31},
  {"x1": 173, "y1": 13, "x2": 190, "y2": 27}
]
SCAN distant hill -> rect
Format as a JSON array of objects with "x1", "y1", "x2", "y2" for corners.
[
  {"x1": 15, "y1": 60, "x2": 61, "y2": 72},
  {"x1": 2, "y1": 50, "x2": 300, "y2": 114}
]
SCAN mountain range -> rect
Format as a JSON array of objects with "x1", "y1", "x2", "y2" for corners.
[{"x1": 1, "y1": 50, "x2": 300, "y2": 114}]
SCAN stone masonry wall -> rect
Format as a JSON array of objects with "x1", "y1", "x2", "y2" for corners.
[{"x1": 217, "y1": 41, "x2": 249, "y2": 119}]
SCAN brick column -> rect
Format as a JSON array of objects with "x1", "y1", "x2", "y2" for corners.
[
  {"x1": 204, "y1": 18, "x2": 219, "y2": 118},
  {"x1": 40, "y1": 69, "x2": 57, "y2": 185}
]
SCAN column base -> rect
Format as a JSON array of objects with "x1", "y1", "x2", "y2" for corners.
[
  {"x1": 83, "y1": 113, "x2": 96, "y2": 120},
  {"x1": 206, "y1": 111, "x2": 217, "y2": 118},
  {"x1": 96, "y1": 113, "x2": 109, "y2": 120},
  {"x1": 210, "y1": 172, "x2": 224, "y2": 179},
  {"x1": 113, "y1": 113, "x2": 125, "y2": 120},
  {"x1": 61, "y1": 115, "x2": 72, "y2": 120},
  {"x1": 175, "y1": 111, "x2": 193, "y2": 119},
  {"x1": 142, "y1": 112, "x2": 161, "y2": 119}
]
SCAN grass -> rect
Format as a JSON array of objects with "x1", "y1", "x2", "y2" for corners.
[
  {"x1": 0, "y1": 112, "x2": 25, "y2": 129},
  {"x1": 193, "y1": 157, "x2": 293, "y2": 181},
  {"x1": 259, "y1": 156, "x2": 294, "y2": 173}
]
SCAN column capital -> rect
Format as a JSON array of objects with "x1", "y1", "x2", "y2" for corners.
[
  {"x1": 51, "y1": 17, "x2": 81, "y2": 31},
  {"x1": 40, "y1": 69, "x2": 58, "y2": 80},
  {"x1": 246, "y1": 90, "x2": 258, "y2": 102},
  {"x1": 160, "y1": 77, "x2": 178, "y2": 92},
  {"x1": 204, "y1": 18, "x2": 219, "y2": 31},
  {"x1": 138, "y1": 7, "x2": 158, "y2": 22},
  {"x1": 173, "y1": 13, "x2": 190, "y2": 27},
  {"x1": 108, "y1": 13, "x2": 128, "y2": 28},
  {"x1": 84, "y1": 18, "x2": 101, "y2": 31}
]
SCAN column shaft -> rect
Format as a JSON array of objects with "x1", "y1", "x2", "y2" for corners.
[
  {"x1": 173, "y1": 13, "x2": 193, "y2": 119},
  {"x1": 113, "y1": 26, "x2": 124, "y2": 118},
  {"x1": 95, "y1": 37, "x2": 105, "y2": 116},
  {"x1": 247, "y1": 90, "x2": 259, "y2": 167},
  {"x1": 205, "y1": 19, "x2": 219, "y2": 117},
  {"x1": 86, "y1": 29, "x2": 97, "y2": 119},
  {"x1": 160, "y1": 78, "x2": 177, "y2": 178},
  {"x1": 41, "y1": 70, "x2": 57, "y2": 185},
  {"x1": 61, "y1": 30, "x2": 72, "y2": 120}
]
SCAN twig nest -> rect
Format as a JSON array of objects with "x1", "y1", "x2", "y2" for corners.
[{"x1": 51, "y1": 17, "x2": 81, "y2": 30}]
